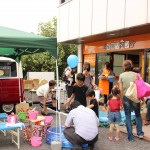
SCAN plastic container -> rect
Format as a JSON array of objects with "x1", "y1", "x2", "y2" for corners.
[
  {"x1": 46, "y1": 126, "x2": 64, "y2": 145},
  {"x1": 46, "y1": 126, "x2": 89, "y2": 149},
  {"x1": 18, "y1": 112, "x2": 27, "y2": 119},
  {"x1": 108, "y1": 75, "x2": 115, "y2": 83},
  {"x1": 94, "y1": 90, "x2": 100, "y2": 100},
  {"x1": 7, "y1": 113, "x2": 18, "y2": 124},
  {"x1": 28, "y1": 110, "x2": 38, "y2": 120},
  {"x1": 31, "y1": 136, "x2": 42, "y2": 147},
  {"x1": 44, "y1": 116, "x2": 53, "y2": 124}
]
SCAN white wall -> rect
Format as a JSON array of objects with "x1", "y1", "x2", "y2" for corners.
[
  {"x1": 27, "y1": 72, "x2": 54, "y2": 81},
  {"x1": 107, "y1": 0, "x2": 125, "y2": 31},
  {"x1": 148, "y1": 0, "x2": 150, "y2": 23},
  {"x1": 58, "y1": 0, "x2": 149, "y2": 42},
  {"x1": 59, "y1": 2, "x2": 69, "y2": 42},
  {"x1": 79, "y1": 0, "x2": 93, "y2": 37},
  {"x1": 68, "y1": 0, "x2": 80, "y2": 40},
  {"x1": 125, "y1": 0, "x2": 147, "y2": 27},
  {"x1": 92, "y1": 0, "x2": 107, "y2": 34}
]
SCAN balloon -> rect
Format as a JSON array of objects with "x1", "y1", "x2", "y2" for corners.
[{"x1": 67, "y1": 55, "x2": 78, "y2": 68}]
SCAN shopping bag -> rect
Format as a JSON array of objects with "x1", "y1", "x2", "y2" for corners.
[
  {"x1": 125, "y1": 82, "x2": 140, "y2": 103},
  {"x1": 135, "y1": 73, "x2": 150, "y2": 98}
]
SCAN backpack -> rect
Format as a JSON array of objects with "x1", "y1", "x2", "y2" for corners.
[{"x1": 62, "y1": 68, "x2": 69, "y2": 82}]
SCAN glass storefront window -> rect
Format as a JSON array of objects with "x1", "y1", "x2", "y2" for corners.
[
  {"x1": 146, "y1": 52, "x2": 150, "y2": 84},
  {"x1": 97, "y1": 54, "x2": 110, "y2": 75},
  {"x1": 113, "y1": 54, "x2": 125, "y2": 76}
]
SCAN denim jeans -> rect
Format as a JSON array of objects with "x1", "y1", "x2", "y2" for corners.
[{"x1": 123, "y1": 96, "x2": 144, "y2": 140}]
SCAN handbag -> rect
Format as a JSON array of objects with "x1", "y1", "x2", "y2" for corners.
[
  {"x1": 135, "y1": 73, "x2": 150, "y2": 98},
  {"x1": 125, "y1": 82, "x2": 140, "y2": 103},
  {"x1": 108, "y1": 75, "x2": 115, "y2": 83}
]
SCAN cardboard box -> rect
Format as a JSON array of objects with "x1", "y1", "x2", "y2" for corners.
[
  {"x1": 23, "y1": 80, "x2": 33, "y2": 90},
  {"x1": 33, "y1": 79, "x2": 39, "y2": 90},
  {"x1": 39, "y1": 79, "x2": 48, "y2": 86},
  {"x1": 16, "y1": 102, "x2": 29, "y2": 113},
  {"x1": 16, "y1": 102, "x2": 29, "y2": 120}
]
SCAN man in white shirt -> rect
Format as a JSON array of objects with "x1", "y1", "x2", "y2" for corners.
[
  {"x1": 36, "y1": 80, "x2": 56, "y2": 115},
  {"x1": 64, "y1": 101, "x2": 99, "y2": 150}
]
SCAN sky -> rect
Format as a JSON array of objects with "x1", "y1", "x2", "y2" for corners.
[{"x1": 0, "y1": 0, "x2": 59, "y2": 33}]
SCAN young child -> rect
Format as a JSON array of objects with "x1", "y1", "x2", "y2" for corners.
[
  {"x1": 107, "y1": 85, "x2": 123, "y2": 141},
  {"x1": 64, "y1": 73, "x2": 88, "y2": 110},
  {"x1": 85, "y1": 89, "x2": 99, "y2": 117}
]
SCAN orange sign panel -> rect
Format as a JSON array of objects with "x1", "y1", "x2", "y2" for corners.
[
  {"x1": 83, "y1": 33, "x2": 150, "y2": 54},
  {"x1": 84, "y1": 54, "x2": 96, "y2": 66}
]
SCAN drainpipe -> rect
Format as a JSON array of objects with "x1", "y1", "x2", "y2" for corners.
[{"x1": 77, "y1": 44, "x2": 83, "y2": 73}]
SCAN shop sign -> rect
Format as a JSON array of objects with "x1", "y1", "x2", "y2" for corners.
[{"x1": 104, "y1": 40, "x2": 135, "y2": 50}]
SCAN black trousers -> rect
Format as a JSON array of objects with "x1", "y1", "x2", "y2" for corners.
[
  {"x1": 66, "y1": 85, "x2": 73, "y2": 98},
  {"x1": 63, "y1": 127, "x2": 98, "y2": 150},
  {"x1": 104, "y1": 82, "x2": 113, "y2": 106}
]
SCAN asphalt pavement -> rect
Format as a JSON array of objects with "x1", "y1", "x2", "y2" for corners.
[{"x1": 0, "y1": 104, "x2": 150, "y2": 150}]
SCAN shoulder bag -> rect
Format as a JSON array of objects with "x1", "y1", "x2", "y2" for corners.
[{"x1": 125, "y1": 81, "x2": 140, "y2": 103}]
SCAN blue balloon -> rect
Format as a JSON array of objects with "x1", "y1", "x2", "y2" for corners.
[{"x1": 67, "y1": 55, "x2": 78, "y2": 68}]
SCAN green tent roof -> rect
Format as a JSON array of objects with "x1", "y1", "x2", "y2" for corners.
[{"x1": 0, "y1": 26, "x2": 57, "y2": 59}]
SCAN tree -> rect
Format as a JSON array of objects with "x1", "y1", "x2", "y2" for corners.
[{"x1": 21, "y1": 17, "x2": 77, "y2": 79}]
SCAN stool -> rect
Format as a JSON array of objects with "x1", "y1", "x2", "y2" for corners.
[{"x1": 0, "y1": 113, "x2": 8, "y2": 136}]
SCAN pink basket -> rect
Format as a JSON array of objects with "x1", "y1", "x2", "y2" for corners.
[
  {"x1": 31, "y1": 136, "x2": 42, "y2": 147},
  {"x1": 28, "y1": 111, "x2": 38, "y2": 120},
  {"x1": 44, "y1": 116, "x2": 53, "y2": 124}
]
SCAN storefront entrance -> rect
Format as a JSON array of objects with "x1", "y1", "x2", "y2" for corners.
[{"x1": 145, "y1": 49, "x2": 150, "y2": 84}]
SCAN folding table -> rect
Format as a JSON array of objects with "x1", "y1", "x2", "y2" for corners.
[
  {"x1": 0, "y1": 122, "x2": 25, "y2": 149},
  {"x1": 0, "y1": 113, "x2": 8, "y2": 136}
]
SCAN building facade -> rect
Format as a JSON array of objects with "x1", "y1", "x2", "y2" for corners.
[{"x1": 57, "y1": 0, "x2": 150, "y2": 85}]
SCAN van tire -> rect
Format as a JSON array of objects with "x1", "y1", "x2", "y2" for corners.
[{"x1": 0, "y1": 104, "x2": 15, "y2": 114}]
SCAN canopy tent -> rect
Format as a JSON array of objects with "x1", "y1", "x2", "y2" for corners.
[
  {"x1": 0, "y1": 26, "x2": 63, "y2": 144},
  {"x1": 0, "y1": 26, "x2": 57, "y2": 60},
  {"x1": 0, "y1": 25, "x2": 58, "y2": 104}
]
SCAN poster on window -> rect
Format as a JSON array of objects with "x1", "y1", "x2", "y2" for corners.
[
  {"x1": 84, "y1": 54, "x2": 96, "y2": 75},
  {"x1": 0, "y1": 66, "x2": 11, "y2": 77}
]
